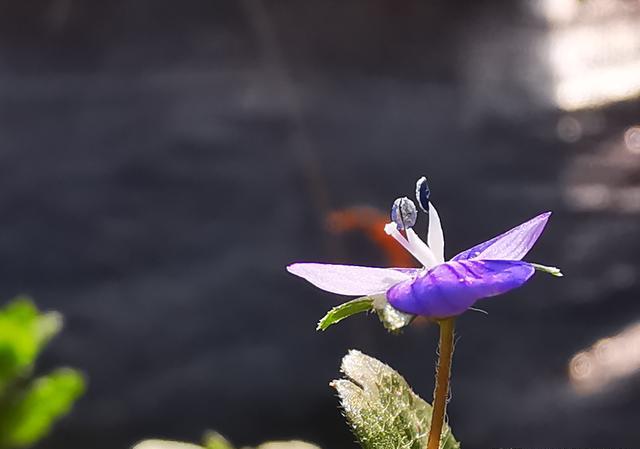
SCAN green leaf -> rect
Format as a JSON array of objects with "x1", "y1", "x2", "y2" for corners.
[
  {"x1": 256, "y1": 442, "x2": 321, "y2": 449},
  {"x1": 135, "y1": 437, "x2": 321, "y2": 449},
  {"x1": 331, "y1": 350, "x2": 460, "y2": 449},
  {"x1": 203, "y1": 432, "x2": 235, "y2": 449},
  {"x1": 0, "y1": 298, "x2": 62, "y2": 390},
  {"x1": 317, "y1": 297, "x2": 374, "y2": 331},
  {"x1": 0, "y1": 368, "x2": 85, "y2": 448},
  {"x1": 133, "y1": 441, "x2": 204, "y2": 449},
  {"x1": 531, "y1": 263, "x2": 563, "y2": 277}
]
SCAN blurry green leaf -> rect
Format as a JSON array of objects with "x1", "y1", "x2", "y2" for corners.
[
  {"x1": 531, "y1": 263, "x2": 563, "y2": 277},
  {"x1": 316, "y1": 297, "x2": 374, "y2": 331},
  {"x1": 0, "y1": 368, "x2": 85, "y2": 448},
  {"x1": 331, "y1": 350, "x2": 460, "y2": 449},
  {"x1": 0, "y1": 298, "x2": 62, "y2": 389},
  {"x1": 203, "y1": 432, "x2": 235, "y2": 449},
  {"x1": 133, "y1": 441, "x2": 204, "y2": 449},
  {"x1": 134, "y1": 437, "x2": 322, "y2": 449},
  {"x1": 0, "y1": 298, "x2": 82, "y2": 449},
  {"x1": 255, "y1": 442, "x2": 321, "y2": 449}
]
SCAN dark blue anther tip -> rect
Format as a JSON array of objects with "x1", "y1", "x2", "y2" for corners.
[{"x1": 415, "y1": 176, "x2": 430, "y2": 213}]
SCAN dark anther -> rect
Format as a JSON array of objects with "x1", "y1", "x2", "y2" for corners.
[
  {"x1": 391, "y1": 197, "x2": 417, "y2": 230},
  {"x1": 415, "y1": 176, "x2": 431, "y2": 213}
]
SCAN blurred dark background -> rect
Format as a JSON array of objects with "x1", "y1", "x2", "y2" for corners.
[{"x1": 1, "y1": 0, "x2": 640, "y2": 448}]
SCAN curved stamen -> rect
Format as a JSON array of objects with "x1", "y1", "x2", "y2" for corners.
[
  {"x1": 406, "y1": 228, "x2": 439, "y2": 268},
  {"x1": 428, "y1": 203, "x2": 445, "y2": 263},
  {"x1": 384, "y1": 222, "x2": 438, "y2": 268}
]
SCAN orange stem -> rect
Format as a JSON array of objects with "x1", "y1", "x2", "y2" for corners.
[{"x1": 426, "y1": 317, "x2": 455, "y2": 449}]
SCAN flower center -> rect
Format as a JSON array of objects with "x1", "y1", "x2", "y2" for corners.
[
  {"x1": 384, "y1": 176, "x2": 445, "y2": 268},
  {"x1": 384, "y1": 176, "x2": 444, "y2": 268}
]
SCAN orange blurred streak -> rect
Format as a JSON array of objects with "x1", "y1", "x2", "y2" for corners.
[{"x1": 327, "y1": 206, "x2": 417, "y2": 268}]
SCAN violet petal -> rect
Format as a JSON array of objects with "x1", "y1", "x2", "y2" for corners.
[
  {"x1": 386, "y1": 259, "x2": 535, "y2": 318},
  {"x1": 287, "y1": 263, "x2": 414, "y2": 296},
  {"x1": 451, "y1": 212, "x2": 551, "y2": 261}
]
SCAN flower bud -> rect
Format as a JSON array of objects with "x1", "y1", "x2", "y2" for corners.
[{"x1": 391, "y1": 197, "x2": 417, "y2": 230}]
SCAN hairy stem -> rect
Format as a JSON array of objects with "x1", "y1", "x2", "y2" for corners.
[{"x1": 427, "y1": 317, "x2": 455, "y2": 449}]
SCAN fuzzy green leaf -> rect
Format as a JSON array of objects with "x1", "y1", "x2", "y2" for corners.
[
  {"x1": 331, "y1": 350, "x2": 460, "y2": 449},
  {"x1": 317, "y1": 297, "x2": 374, "y2": 331}
]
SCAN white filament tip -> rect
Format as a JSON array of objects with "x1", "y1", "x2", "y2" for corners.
[{"x1": 384, "y1": 222, "x2": 398, "y2": 235}]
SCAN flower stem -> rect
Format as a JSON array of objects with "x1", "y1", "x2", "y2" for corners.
[{"x1": 427, "y1": 317, "x2": 455, "y2": 449}]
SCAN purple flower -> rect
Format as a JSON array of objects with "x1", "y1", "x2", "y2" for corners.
[{"x1": 288, "y1": 178, "x2": 561, "y2": 320}]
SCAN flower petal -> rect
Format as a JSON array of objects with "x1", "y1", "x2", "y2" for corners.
[
  {"x1": 386, "y1": 259, "x2": 535, "y2": 318},
  {"x1": 451, "y1": 212, "x2": 551, "y2": 261},
  {"x1": 287, "y1": 263, "x2": 414, "y2": 296}
]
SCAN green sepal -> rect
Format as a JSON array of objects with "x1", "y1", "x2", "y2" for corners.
[
  {"x1": 531, "y1": 263, "x2": 563, "y2": 277},
  {"x1": 374, "y1": 302, "x2": 414, "y2": 332},
  {"x1": 316, "y1": 297, "x2": 374, "y2": 331}
]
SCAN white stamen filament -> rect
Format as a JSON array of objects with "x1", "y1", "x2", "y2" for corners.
[
  {"x1": 384, "y1": 222, "x2": 439, "y2": 268},
  {"x1": 406, "y1": 228, "x2": 439, "y2": 268},
  {"x1": 428, "y1": 203, "x2": 445, "y2": 263}
]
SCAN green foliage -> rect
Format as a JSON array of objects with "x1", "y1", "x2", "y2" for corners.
[
  {"x1": 317, "y1": 297, "x2": 374, "y2": 331},
  {"x1": 134, "y1": 436, "x2": 321, "y2": 449},
  {"x1": 133, "y1": 441, "x2": 204, "y2": 449},
  {"x1": 0, "y1": 298, "x2": 85, "y2": 449},
  {"x1": 0, "y1": 298, "x2": 62, "y2": 388},
  {"x1": 0, "y1": 369, "x2": 85, "y2": 448},
  {"x1": 203, "y1": 432, "x2": 235, "y2": 449},
  {"x1": 254, "y1": 442, "x2": 320, "y2": 449},
  {"x1": 331, "y1": 350, "x2": 460, "y2": 449}
]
